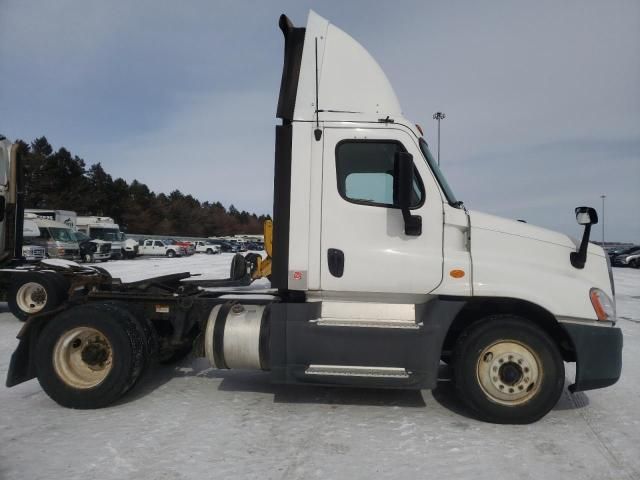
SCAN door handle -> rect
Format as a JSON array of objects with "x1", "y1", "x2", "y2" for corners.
[{"x1": 327, "y1": 248, "x2": 344, "y2": 278}]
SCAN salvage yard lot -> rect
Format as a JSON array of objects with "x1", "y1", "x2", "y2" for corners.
[{"x1": 0, "y1": 256, "x2": 638, "y2": 480}]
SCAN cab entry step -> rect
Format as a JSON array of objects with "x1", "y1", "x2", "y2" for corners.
[{"x1": 305, "y1": 365, "x2": 410, "y2": 378}]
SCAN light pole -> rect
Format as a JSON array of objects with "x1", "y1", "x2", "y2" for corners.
[
  {"x1": 433, "y1": 112, "x2": 445, "y2": 166},
  {"x1": 600, "y1": 194, "x2": 606, "y2": 246}
]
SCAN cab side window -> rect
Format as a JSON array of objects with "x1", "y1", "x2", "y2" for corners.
[
  {"x1": 154, "y1": 241, "x2": 164, "y2": 247},
  {"x1": 335, "y1": 141, "x2": 424, "y2": 208}
]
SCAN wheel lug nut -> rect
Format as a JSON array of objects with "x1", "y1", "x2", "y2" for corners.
[
  {"x1": 509, "y1": 388, "x2": 514, "y2": 393},
  {"x1": 492, "y1": 366, "x2": 498, "y2": 372},
  {"x1": 524, "y1": 367, "x2": 529, "y2": 373},
  {"x1": 493, "y1": 376, "x2": 498, "y2": 382},
  {"x1": 484, "y1": 352, "x2": 493, "y2": 362},
  {"x1": 499, "y1": 385, "x2": 504, "y2": 389},
  {"x1": 499, "y1": 359, "x2": 504, "y2": 364}
]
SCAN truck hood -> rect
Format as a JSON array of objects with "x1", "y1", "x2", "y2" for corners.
[
  {"x1": 468, "y1": 209, "x2": 612, "y2": 319},
  {"x1": 469, "y1": 210, "x2": 605, "y2": 257}
]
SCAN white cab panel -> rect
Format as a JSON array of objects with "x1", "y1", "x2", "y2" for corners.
[
  {"x1": 320, "y1": 126, "x2": 443, "y2": 294},
  {"x1": 433, "y1": 205, "x2": 472, "y2": 296},
  {"x1": 470, "y1": 212, "x2": 612, "y2": 319},
  {"x1": 295, "y1": 11, "x2": 402, "y2": 122},
  {"x1": 287, "y1": 122, "x2": 314, "y2": 289}
]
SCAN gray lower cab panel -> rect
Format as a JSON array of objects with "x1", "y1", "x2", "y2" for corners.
[{"x1": 269, "y1": 299, "x2": 465, "y2": 389}]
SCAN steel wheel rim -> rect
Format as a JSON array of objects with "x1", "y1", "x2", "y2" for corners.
[
  {"x1": 476, "y1": 340, "x2": 542, "y2": 406},
  {"x1": 16, "y1": 282, "x2": 47, "y2": 314},
  {"x1": 53, "y1": 327, "x2": 113, "y2": 389}
]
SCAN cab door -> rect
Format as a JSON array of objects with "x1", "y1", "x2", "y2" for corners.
[
  {"x1": 153, "y1": 241, "x2": 165, "y2": 255},
  {"x1": 320, "y1": 127, "x2": 444, "y2": 295}
]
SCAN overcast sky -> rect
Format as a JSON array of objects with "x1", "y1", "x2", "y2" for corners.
[{"x1": 1, "y1": 0, "x2": 639, "y2": 242}]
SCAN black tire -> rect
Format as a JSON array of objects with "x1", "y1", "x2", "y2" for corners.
[
  {"x1": 35, "y1": 303, "x2": 149, "y2": 409},
  {"x1": 166, "y1": 249, "x2": 176, "y2": 258},
  {"x1": 83, "y1": 253, "x2": 94, "y2": 263},
  {"x1": 8, "y1": 272, "x2": 67, "y2": 321},
  {"x1": 91, "y1": 266, "x2": 111, "y2": 277},
  {"x1": 206, "y1": 248, "x2": 213, "y2": 255},
  {"x1": 631, "y1": 258, "x2": 640, "y2": 269},
  {"x1": 452, "y1": 315, "x2": 564, "y2": 424}
]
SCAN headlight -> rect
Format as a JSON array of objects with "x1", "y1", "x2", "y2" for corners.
[{"x1": 590, "y1": 288, "x2": 616, "y2": 321}]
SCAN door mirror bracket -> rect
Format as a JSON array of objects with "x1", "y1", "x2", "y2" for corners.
[
  {"x1": 395, "y1": 152, "x2": 422, "y2": 236},
  {"x1": 570, "y1": 206, "x2": 598, "y2": 269}
]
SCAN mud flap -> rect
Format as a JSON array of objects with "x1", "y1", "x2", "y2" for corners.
[{"x1": 6, "y1": 321, "x2": 40, "y2": 387}]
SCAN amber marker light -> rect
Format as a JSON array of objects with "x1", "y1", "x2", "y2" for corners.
[
  {"x1": 450, "y1": 269, "x2": 465, "y2": 279},
  {"x1": 590, "y1": 289, "x2": 608, "y2": 321}
]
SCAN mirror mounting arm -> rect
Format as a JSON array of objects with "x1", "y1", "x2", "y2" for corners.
[
  {"x1": 395, "y1": 151, "x2": 422, "y2": 236},
  {"x1": 570, "y1": 223, "x2": 591, "y2": 269},
  {"x1": 570, "y1": 206, "x2": 598, "y2": 269},
  {"x1": 401, "y1": 209, "x2": 422, "y2": 236}
]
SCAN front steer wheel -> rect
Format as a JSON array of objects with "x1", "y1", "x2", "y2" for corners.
[
  {"x1": 8, "y1": 272, "x2": 68, "y2": 321},
  {"x1": 452, "y1": 315, "x2": 565, "y2": 424},
  {"x1": 35, "y1": 304, "x2": 150, "y2": 409}
]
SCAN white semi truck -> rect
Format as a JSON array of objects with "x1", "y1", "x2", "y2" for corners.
[
  {"x1": 0, "y1": 137, "x2": 77, "y2": 321},
  {"x1": 5, "y1": 12, "x2": 622, "y2": 424},
  {"x1": 76, "y1": 216, "x2": 124, "y2": 259}
]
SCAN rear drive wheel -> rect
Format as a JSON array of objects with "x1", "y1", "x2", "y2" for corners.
[
  {"x1": 35, "y1": 303, "x2": 149, "y2": 409},
  {"x1": 453, "y1": 315, "x2": 564, "y2": 424},
  {"x1": 8, "y1": 272, "x2": 67, "y2": 321}
]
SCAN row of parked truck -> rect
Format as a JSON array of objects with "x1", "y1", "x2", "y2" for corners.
[
  {"x1": 22, "y1": 210, "x2": 266, "y2": 263},
  {"x1": 22, "y1": 210, "x2": 138, "y2": 263}
]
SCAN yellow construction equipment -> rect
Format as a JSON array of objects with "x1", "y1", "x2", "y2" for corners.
[{"x1": 250, "y1": 219, "x2": 272, "y2": 281}]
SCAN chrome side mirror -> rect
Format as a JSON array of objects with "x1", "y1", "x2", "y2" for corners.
[{"x1": 575, "y1": 206, "x2": 598, "y2": 226}]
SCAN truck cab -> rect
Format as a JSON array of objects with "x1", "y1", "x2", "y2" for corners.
[
  {"x1": 76, "y1": 216, "x2": 124, "y2": 259},
  {"x1": 26, "y1": 214, "x2": 81, "y2": 260},
  {"x1": 21, "y1": 219, "x2": 46, "y2": 262}
]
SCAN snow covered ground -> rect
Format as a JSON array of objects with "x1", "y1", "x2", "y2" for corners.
[{"x1": 0, "y1": 256, "x2": 638, "y2": 480}]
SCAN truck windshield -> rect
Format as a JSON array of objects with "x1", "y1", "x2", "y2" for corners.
[
  {"x1": 418, "y1": 138, "x2": 459, "y2": 206},
  {"x1": 90, "y1": 228, "x2": 120, "y2": 241},
  {"x1": 49, "y1": 228, "x2": 76, "y2": 243},
  {"x1": 74, "y1": 231, "x2": 90, "y2": 242}
]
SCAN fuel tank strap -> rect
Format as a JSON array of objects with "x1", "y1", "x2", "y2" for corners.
[{"x1": 213, "y1": 302, "x2": 234, "y2": 369}]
